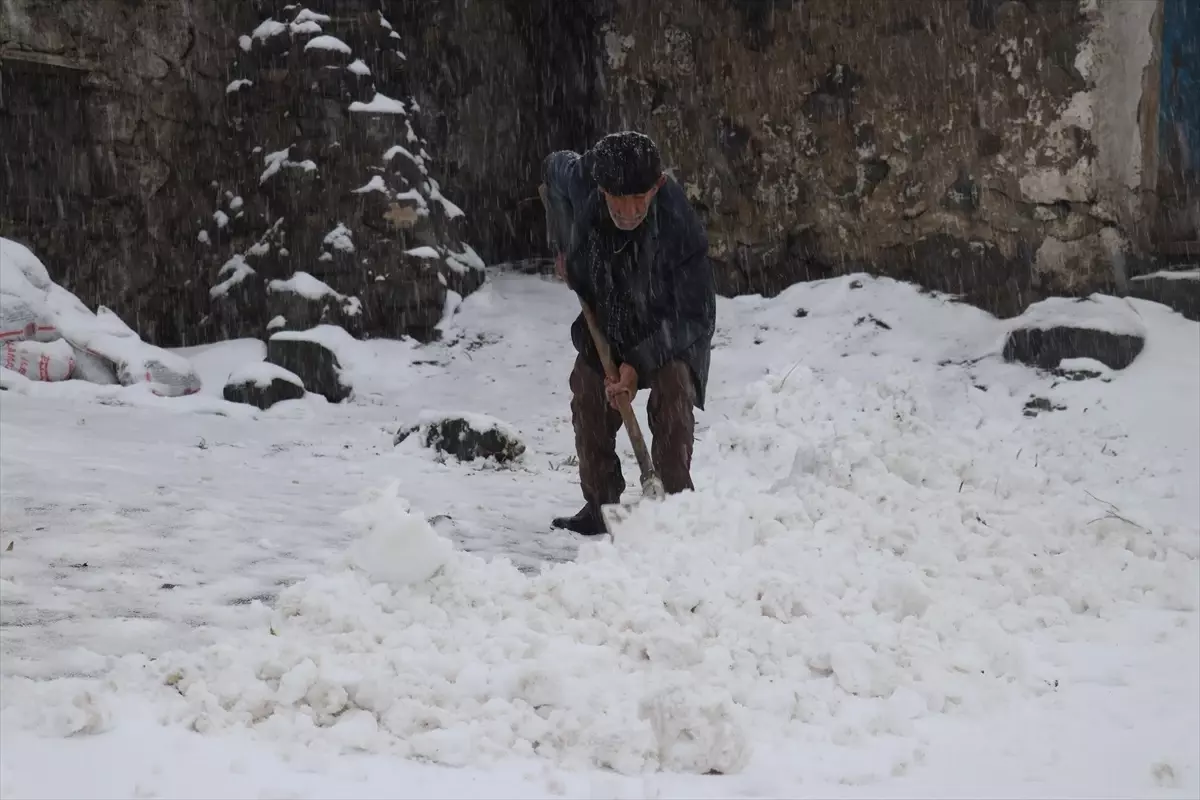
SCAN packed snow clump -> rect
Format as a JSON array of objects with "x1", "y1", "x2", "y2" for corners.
[{"x1": 344, "y1": 481, "x2": 455, "y2": 587}]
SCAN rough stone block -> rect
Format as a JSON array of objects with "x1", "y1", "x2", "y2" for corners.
[
  {"x1": 223, "y1": 361, "x2": 306, "y2": 409},
  {"x1": 395, "y1": 412, "x2": 526, "y2": 464}
]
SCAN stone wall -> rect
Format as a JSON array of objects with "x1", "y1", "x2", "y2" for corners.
[
  {"x1": 1, "y1": 0, "x2": 248, "y2": 345},
  {"x1": 1, "y1": 0, "x2": 485, "y2": 347},
  {"x1": 596, "y1": 0, "x2": 1164, "y2": 316},
  {"x1": 1, "y1": 0, "x2": 1173, "y2": 341}
]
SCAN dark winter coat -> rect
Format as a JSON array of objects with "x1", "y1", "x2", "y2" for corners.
[{"x1": 541, "y1": 149, "x2": 717, "y2": 409}]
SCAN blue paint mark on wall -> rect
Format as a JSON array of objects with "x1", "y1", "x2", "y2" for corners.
[{"x1": 1160, "y1": 0, "x2": 1200, "y2": 179}]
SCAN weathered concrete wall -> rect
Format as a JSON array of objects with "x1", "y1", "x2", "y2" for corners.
[{"x1": 597, "y1": 0, "x2": 1163, "y2": 316}]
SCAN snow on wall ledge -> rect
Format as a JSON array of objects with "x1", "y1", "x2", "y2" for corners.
[{"x1": 198, "y1": 3, "x2": 485, "y2": 344}]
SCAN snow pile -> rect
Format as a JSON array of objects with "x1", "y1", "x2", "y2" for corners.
[
  {"x1": 0, "y1": 238, "x2": 201, "y2": 395},
  {"x1": 17, "y1": 301, "x2": 1191, "y2": 778},
  {"x1": 0, "y1": 272, "x2": 1195, "y2": 795}
]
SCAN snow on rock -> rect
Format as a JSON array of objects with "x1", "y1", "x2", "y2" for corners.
[
  {"x1": 210, "y1": 255, "x2": 255, "y2": 298},
  {"x1": 304, "y1": 35, "x2": 351, "y2": 55},
  {"x1": 268, "y1": 271, "x2": 342, "y2": 302},
  {"x1": 346, "y1": 59, "x2": 371, "y2": 76},
  {"x1": 223, "y1": 361, "x2": 306, "y2": 411},
  {"x1": 404, "y1": 246, "x2": 440, "y2": 260},
  {"x1": 1010, "y1": 294, "x2": 1146, "y2": 337},
  {"x1": 225, "y1": 79, "x2": 253, "y2": 94},
  {"x1": 1129, "y1": 268, "x2": 1200, "y2": 322},
  {"x1": 393, "y1": 189, "x2": 429, "y2": 216},
  {"x1": 349, "y1": 93, "x2": 407, "y2": 115},
  {"x1": 260, "y1": 146, "x2": 318, "y2": 184},
  {"x1": 264, "y1": 271, "x2": 362, "y2": 336},
  {"x1": 383, "y1": 144, "x2": 426, "y2": 173},
  {"x1": 445, "y1": 245, "x2": 485, "y2": 275},
  {"x1": 322, "y1": 223, "x2": 355, "y2": 254},
  {"x1": 292, "y1": 8, "x2": 331, "y2": 25},
  {"x1": 227, "y1": 360, "x2": 303, "y2": 390},
  {"x1": 266, "y1": 325, "x2": 358, "y2": 403},
  {"x1": 351, "y1": 176, "x2": 389, "y2": 195},
  {"x1": 1003, "y1": 294, "x2": 1147, "y2": 370},
  {"x1": 289, "y1": 20, "x2": 322, "y2": 36},
  {"x1": 395, "y1": 410, "x2": 527, "y2": 464},
  {"x1": 426, "y1": 179, "x2": 464, "y2": 219},
  {"x1": 251, "y1": 19, "x2": 287, "y2": 41}
]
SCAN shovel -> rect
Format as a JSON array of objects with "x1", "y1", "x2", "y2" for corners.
[{"x1": 577, "y1": 298, "x2": 665, "y2": 537}]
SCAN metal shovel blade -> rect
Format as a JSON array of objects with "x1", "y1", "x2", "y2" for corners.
[{"x1": 599, "y1": 473, "x2": 665, "y2": 539}]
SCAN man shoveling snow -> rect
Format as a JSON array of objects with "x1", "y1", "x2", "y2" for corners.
[{"x1": 539, "y1": 131, "x2": 716, "y2": 535}]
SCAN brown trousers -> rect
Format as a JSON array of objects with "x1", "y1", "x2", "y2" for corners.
[{"x1": 569, "y1": 354, "x2": 696, "y2": 507}]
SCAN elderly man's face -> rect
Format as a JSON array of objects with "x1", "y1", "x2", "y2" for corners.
[{"x1": 601, "y1": 174, "x2": 667, "y2": 230}]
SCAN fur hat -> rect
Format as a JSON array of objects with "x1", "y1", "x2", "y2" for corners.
[{"x1": 588, "y1": 131, "x2": 662, "y2": 195}]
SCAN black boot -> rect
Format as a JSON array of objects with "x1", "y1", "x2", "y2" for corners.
[{"x1": 551, "y1": 504, "x2": 608, "y2": 536}]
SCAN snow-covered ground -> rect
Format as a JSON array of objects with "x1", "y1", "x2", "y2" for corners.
[{"x1": 1, "y1": 271, "x2": 1197, "y2": 798}]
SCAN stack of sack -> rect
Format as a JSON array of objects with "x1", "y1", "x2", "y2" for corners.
[{"x1": 1, "y1": 237, "x2": 201, "y2": 396}]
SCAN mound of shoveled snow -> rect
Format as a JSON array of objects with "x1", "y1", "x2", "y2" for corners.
[{"x1": 16, "y1": 346, "x2": 1193, "y2": 780}]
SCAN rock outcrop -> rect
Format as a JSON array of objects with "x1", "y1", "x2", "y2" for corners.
[
  {"x1": 266, "y1": 326, "x2": 354, "y2": 403},
  {"x1": 1128, "y1": 268, "x2": 1200, "y2": 321},
  {"x1": 223, "y1": 361, "x2": 306, "y2": 409},
  {"x1": 1, "y1": 0, "x2": 485, "y2": 348},
  {"x1": 395, "y1": 412, "x2": 527, "y2": 464},
  {"x1": 202, "y1": 2, "x2": 486, "y2": 343}
]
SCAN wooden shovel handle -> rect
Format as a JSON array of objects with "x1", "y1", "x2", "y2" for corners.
[{"x1": 578, "y1": 301, "x2": 657, "y2": 486}]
